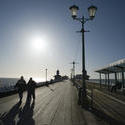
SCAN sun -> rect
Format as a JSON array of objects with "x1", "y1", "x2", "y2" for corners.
[{"x1": 31, "y1": 35, "x2": 48, "y2": 51}]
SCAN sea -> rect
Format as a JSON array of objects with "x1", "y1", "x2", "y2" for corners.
[
  {"x1": 89, "y1": 79, "x2": 122, "y2": 85},
  {"x1": 0, "y1": 78, "x2": 19, "y2": 93}
]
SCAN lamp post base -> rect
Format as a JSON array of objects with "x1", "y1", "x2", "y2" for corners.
[{"x1": 81, "y1": 90, "x2": 89, "y2": 109}]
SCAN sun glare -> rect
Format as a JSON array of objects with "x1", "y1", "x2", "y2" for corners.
[
  {"x1": 31, "y1": 35, "x2": 48, "y2": 51},
  {"x1": 33, "y1": 77, "x2": 44, "y2": 82}
]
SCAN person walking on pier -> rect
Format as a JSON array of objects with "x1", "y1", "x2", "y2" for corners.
[
  {"x1": 27, "y1": 77, "x2": 36, "y2": 102},
  {"x1": 15, "y1": 76, "x2": 26, "y2": 102}
]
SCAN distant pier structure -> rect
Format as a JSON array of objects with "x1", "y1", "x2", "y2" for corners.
[
  {"x1": 54, "y1": 70, "x2": 62, "y2": 82},
  {"x1": 95, "y1": 58, "x2": 125, "y2": 92}
]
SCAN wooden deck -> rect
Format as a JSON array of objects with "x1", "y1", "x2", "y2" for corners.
[{"x1": 0, "y1": 80, "x2": 107, "y2": 125}]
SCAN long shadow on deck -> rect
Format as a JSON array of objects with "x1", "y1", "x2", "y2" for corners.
[
  {"x1": 0, "y1": 101, "x2": 21, "y2": 125},
  {"x1": 0, "y1": 99, "x2": 35, "y2": 125},
  {"x1": 17, "y1": 99, "x2": 35, "y2": 125},
  {"x1": 91, "y1": 108, "x2": 125, "y2": 125}
]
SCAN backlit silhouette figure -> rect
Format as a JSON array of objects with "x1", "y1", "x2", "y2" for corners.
[
  {"x1": 15, "y1": 76, "x2": 26, "y2": 102},
  {"x1": 27, "y1": 78, "x2": 36, "y2": 102}
]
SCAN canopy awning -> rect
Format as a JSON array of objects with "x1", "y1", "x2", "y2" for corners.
[{"x1": 95, "y1": 58, "x2": 125, "y2": 74}]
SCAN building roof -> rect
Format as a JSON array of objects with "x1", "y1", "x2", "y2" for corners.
[{"x1": 95, "y1": 58, "x2": 125, "y2": 74}]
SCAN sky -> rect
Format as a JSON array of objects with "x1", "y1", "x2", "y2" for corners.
[{"x1": 0, "y1": 0, "x2": 125, "y2": 81}]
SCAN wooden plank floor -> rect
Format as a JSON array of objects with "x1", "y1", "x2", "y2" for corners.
[{"x1": 0, "y1": 80, "x2": 107, "y2": 125}]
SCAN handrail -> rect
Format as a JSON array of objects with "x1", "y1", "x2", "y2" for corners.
[{"x1": 73, "y1": 80, "x2": 93, "y2": 108}]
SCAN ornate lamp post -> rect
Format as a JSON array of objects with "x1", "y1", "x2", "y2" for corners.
[{"x1": 69, "y1": 5, "x2": 97, "y2": 107}]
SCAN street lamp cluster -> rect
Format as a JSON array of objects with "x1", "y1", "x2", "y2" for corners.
[
  {"x1": 69, "y1": 4, "x2": 97, "y2": 107},
  {"x1": 69, "y1": 5, "x2": 97, "y2": 20}
]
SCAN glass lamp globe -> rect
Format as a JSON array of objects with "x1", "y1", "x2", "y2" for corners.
[
  {"x1": 88, "y1": 5, "x2": 97, "y2": 19},
  {"x1": 69, "y1": 5, "x2": 79, "y2": 19}
]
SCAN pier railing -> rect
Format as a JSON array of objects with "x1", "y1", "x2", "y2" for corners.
[
  {"x1": 72, "y1": 80, "x2": 94, "y2": 108},
  {"x1": 72, "y1": 79, "x2": 125, "y2": 124}
]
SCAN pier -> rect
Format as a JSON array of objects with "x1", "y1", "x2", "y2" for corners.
[{"x1": 0, "y1": 80, "x2": 108, "y2": 125}]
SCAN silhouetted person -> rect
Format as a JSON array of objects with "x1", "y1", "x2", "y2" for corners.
[
  {"x1": 15, "y1": 76, "x2": 26, "y2": 102},
  {"x1": 27, "y1": 78, "x2": 36, "y2": 102},
  {"x1": 111, "y1": 81, "x2": 122, "y2": 92}
]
